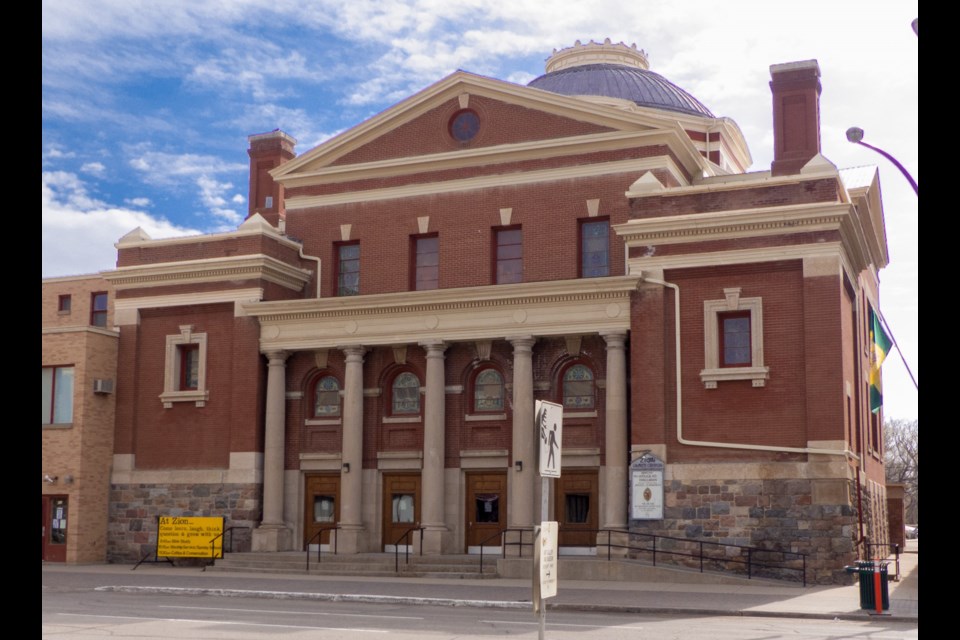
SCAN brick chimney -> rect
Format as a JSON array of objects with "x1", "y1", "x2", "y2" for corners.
[
  {"x1": 247, "y1": 130, "x2": 297, "y2": 227},
  {"x1": 769, "y1": 60, "x2": 821, "y2": 176}
]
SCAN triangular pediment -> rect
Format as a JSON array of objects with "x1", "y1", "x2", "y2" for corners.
[{"x1": 274, "y1": 71, "x2": 701, "y2": 183}]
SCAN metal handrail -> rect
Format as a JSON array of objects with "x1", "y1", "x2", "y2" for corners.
[
  {"x1": 592, "y1": 528, "x2": 808, "y2": 586},
  {"x1": 478, "y1": 527, "x2": 534, "y2": 574},
  {"x1": 865, "y1": 542, "x2": 901, "y2": 581},
  {"x1": 305, "y1": 525, "x2": 340, "y2": 572},
  {"x1": 206, "y1": 526, "x2": 250, "y2": 567},
  {"x1": 393, "y1": 525, "x2": 424, "y2": 573},
  {"x1": 484, "y1": 527, "x2": 807, "y2": 586}
]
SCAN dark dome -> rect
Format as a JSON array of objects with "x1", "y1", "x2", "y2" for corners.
[{"x1": 528, "y1": 63, "x2": 714, "y2": 118}]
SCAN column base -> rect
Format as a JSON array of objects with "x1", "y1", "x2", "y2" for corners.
[
  {"x1": 596, "y1": 530, "x2": 629, "y2": 557},
  {"x1": 334, "y1": 524, "x2": 365, "y2": 554},
  {"x1": 251, "y1": 523, "x2": 292, "y2": 552},
  {"x1": 419, "y1": 524, "x2": 449, "y2": 555}
]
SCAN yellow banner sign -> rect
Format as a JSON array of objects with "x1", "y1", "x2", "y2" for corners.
[{"x1": 157, "y1": 516, "x2": 224, "y2": 559}]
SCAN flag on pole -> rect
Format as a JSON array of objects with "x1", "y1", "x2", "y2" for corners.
[{"x1": 868, "y1": 306, "x2": 892, "y2": 413}]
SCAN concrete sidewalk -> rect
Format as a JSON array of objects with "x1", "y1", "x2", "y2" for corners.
[{"x1": 42, "y1": 547, "x2": 917, "y2": 624}]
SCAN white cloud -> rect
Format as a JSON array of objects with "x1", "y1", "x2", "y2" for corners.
[
  {"x1": 42, "y1": 171, "x2": 198, "y2": 277},
  {"x1": 197, "y1": 175, "x2": 243, "y2": 224},
  {"x1": 125, "y1": 196, "x2": 152, "y2": 207},
  {"x1": 129, "y1": 150, "x2": 247, "y2": 225},
  {"x1": 81, "y1": 161, "x2": 106, "y2": 176},
  {"x1": 42, "y1": 145, "x2": 76, "y2": 164},
  {"x1": 128, "y1": 150, "x2": 246, "y2": 185}
]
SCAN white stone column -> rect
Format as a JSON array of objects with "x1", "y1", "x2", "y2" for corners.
[
  {"x1": 601, "y1": 331, "x2": 629, "y2": 531},
  {"x1": 420, "y1": 340, "x2": 448, "y2": 554},
  {"x1": 338, "y1": 345, "x2": 366, "y2": 554},
  {"x1": 508, "y1": 336, "x2": 536, "y2": 537},
  {"x1": 252, "y1": 350, "x2": 292, "y2": 551}
]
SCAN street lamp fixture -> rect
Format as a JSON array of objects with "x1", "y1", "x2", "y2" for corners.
[{"x1": 845, "y1": 127, "x2": 918, "y2": 196}]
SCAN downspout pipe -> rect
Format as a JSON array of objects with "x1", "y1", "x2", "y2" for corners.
[
  {"x1": 639, "y1": 273, "x2": 854, "y2": 458},
  {"x1": 298, "y1": 246, "x2": 322, "y2": 298}
]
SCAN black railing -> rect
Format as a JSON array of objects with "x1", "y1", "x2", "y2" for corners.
[
  {"x1": 865, "y1": 542, "x2": 901, "y2": 581},
  {"x1": 305, "y1": 525, "x2": 340, "y2": 572},
  {"x1": 480, "y1": 527, "x2": 808, "y2": 586},
  {"x1": 393, "y1": 525, "x2": 425, "y2": 573},
  {"x1": 206, "y1": 526, "x2": 250, "y2": 567},
  {"x1": 478, "y1": 527, "x2": 534, "y2": 574},
  {"x1": 597, "y1": 528, "x2": 808, "y2": 586}
]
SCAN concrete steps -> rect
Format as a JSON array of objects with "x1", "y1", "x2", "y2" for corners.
[{"x1": 209, "y1": 552, "x2": 500, "y2": 579}]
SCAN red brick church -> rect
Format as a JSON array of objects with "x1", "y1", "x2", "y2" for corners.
[{"x1": 46, "y1": 40, "x2": 890, "y2": 584}]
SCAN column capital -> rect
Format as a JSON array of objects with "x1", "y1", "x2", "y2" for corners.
[
  {"x1": 507, "y1": 336, "x2": 537, "y2": 351},
  {"x1": 339, "y1": 345, "x2": 367, "y2": 361},
  {"x1": 600, "y1": 331, "x2": 627, "y2": 349},
  {"x1": 265, "y1": 350, "x2": 289, "y2": 363},
  {"x1": 419, "y1": 340, "x2": 448, "y2": 356}
]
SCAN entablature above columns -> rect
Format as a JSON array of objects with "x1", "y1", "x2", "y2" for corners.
[{"x1": 244, "y1": 276, "x2": 641, "y2": 352}]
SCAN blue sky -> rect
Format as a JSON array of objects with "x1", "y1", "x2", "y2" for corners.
[{"x1": 42, "y1": 0, "x2": 918, "y2": 420}]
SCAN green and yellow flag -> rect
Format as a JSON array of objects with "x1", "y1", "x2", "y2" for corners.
[{"x1": 868, "y1": 306, "x2": 892, "y2": 413}]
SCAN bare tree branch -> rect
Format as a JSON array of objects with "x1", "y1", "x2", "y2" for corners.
[{"x1": 885, "y1": 418, "x2": 918, "y2": 523}]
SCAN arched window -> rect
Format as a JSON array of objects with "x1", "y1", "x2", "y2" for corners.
[
  {"x1": 391, "y1": 371, "x2": 421, "y2": 415},
  {"x1": 562, "y1": 364, "x2": 595, "y2": 410},
  {"x1": 473, "y1": 368, "x2": 505, "y2": 413},
  {"x1": 311, "y1": 375, "x2": 341, "y2": 418}
]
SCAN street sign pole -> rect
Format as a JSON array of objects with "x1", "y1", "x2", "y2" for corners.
[{"x1": 534, "y1": 400, "x2": 562, "y2": 640}]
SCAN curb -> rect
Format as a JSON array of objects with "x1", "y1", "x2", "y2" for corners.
[{"x1": 97, "y1": 586, "x2": 917, "y2": 623}]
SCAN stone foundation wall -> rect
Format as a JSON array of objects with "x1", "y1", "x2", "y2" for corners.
[
  {"x1": 859, "y1": 478, "x2": 889, "y2": 554},
  {"x1": 108, "y1": 483, "x2": 261, "y2": 562},
  {"x1": 629, "y1": 477, "x2": 859, "y2": 584}
]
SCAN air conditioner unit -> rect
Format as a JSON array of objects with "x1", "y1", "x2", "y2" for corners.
[{"x1": 93, "y1": 379, "x2": 115, "y2": 394}]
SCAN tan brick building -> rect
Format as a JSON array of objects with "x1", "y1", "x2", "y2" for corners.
[
  {"x1": 42, "y1": 275, "x2": 117, "y2": 562},
  {"x1": 94, "y1": 41, "x2": 889, "y2": 583}
]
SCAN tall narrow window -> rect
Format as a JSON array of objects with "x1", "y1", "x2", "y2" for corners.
[
  {"x1": 494, "y1": 227, "x2": 522, "y2": 284},
  {"x1": 580, "y1": 219, "x2": 610, "y2": 278},
  {"x1": 58, "y1": 295, "x2": 72, "y2": 313},
  {"x1": 473, "y1": 368, "x2": 505, "y2": 412},
  {"x1": 179, "y1": 344, "x2": 200, "y2": 390},
  {"x1": 312, "y1": 375, "x2": 341, "y2": 418},
  {"x1": 412, "y1": 235, "x2": 439, "y2": 291},
  {"x1": 90, "y1": 292, "x2": 108, "y2": 327},
  {"x1": 42, "y1": 366, "x2": 74, "y2": 425},
  {"x1": 562, "y1": 364, "x2": 595, "y2": 410},
  {"x1": 391, "y1": 371, "x2": 421, "y2": 415},
  {"x1": 718, "y1": 311, "x2": 751, "y2": 367},
  {"x1": 336, "y1": 242, "x2": 360, "y2": 296}
]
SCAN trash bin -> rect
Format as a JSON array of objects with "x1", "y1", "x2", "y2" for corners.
[{"x1": 844, "y1": 560, "x2": 889, "y2": 611}]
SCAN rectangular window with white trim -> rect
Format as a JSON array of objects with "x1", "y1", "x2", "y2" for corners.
[{"x1": 700, "y1": 288, "x2": 769, "y2": 388}]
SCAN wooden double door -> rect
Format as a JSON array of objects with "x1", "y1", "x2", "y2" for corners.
[
  {"x1": 382, "y1": 473, "x2": 421, "y2": 548},
  {"x1": 554, "y1": 470, "x2": 599, "y2": 547},
  {"x1": 303, "y1": 474, "x2": 340, "y2": 549},
  {"x1": 465, "y1": 472, "x2": 508, "y2": 551}
]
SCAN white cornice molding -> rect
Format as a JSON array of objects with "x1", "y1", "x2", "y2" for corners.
[
  {"x1": 630, "y1": 166, "x2": 840, "y2": 199},
  {"x1": 615, "y1": 203, "x2": 850, "y2": 245},
  {"x1": 247, "y1": 276, "x2": 640, "y2": 319},
  {"x1": 42, "y1": 273, "x2": 108, "y2": 284},
  {"x1": 112, "y1": 288, "x2": 265, "y2": 325},
  {"x1": 627, "y1": 242, "x2": 861, "y2": 290},
  {"x1": 114, "y1": 217, "x2": 302, "y2": 252},
  {"x1": 285, "y1": 156, "x2": 687, "y2": 210},
  {"x1": 245, "y1": 276, "x2": 641, "y2": 351},
  {"x1": 42, "y1": 326, "x2": 119, "y2": 338},
  {"x1": 104, "y1": 254, "x2": 312, "y2": 292},
  {"x1": 280, "y1": 130, "x2": 697, "y2": 189}
]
